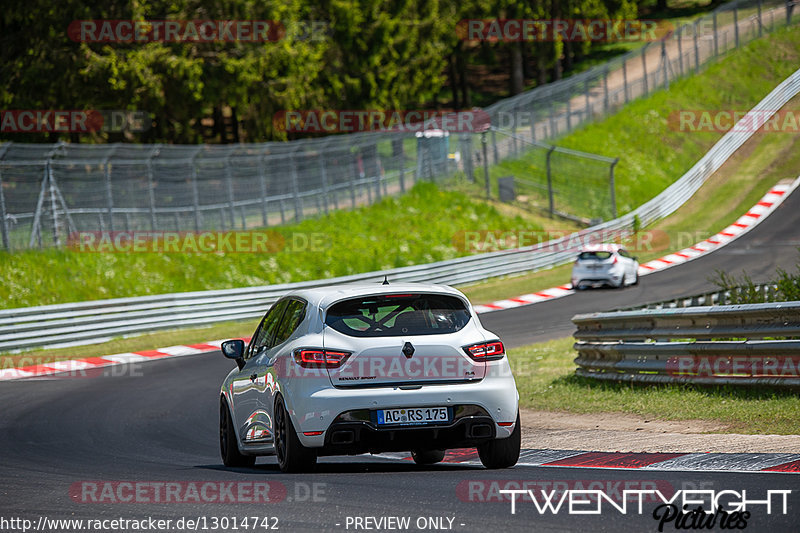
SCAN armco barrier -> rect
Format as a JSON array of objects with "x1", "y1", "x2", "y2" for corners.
[
  {"x1": 3, "y1": 67, "x2": 800, "y2": 353},
  {"x1": 617, "y1": 283, "x2": 781, "y2": 310},
  {"x1": 572, "y1": 302, "x2": 800, "y2": 387}
]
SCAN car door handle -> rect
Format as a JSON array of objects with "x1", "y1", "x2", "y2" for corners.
[{"x1": 250, "y1": 373, "x2": 258, "y2": 382}]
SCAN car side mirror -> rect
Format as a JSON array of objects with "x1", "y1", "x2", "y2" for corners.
[{"x1": 221, "y1": 339, "x2": 246, "y2": 370}]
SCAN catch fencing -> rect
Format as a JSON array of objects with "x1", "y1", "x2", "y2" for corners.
[
  {"x1": 572, "y1": 301, "x2": 800, "y2": 387},
  {"x1": 1, "y1": 0, "x2": 796, "y2": 251},
  {"x1": 0, "y1": 129, "x2": 618, "y2": 251},
  {"x1": 2, "y1": 67, "x2": 800, "y2": 352},
  {"x1": 486, "y1": 0, "x2": 798, "y2": 154}
]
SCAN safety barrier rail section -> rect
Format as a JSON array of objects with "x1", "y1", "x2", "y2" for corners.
[
  {"x1": 572, "y1": 301, "x2": 800, "y2": 387},
  {"x1": 617, "y1": 283, "x2": 781, "y2": 310}
]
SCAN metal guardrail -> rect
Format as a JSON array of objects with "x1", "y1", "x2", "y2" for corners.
[
  {"x1": 3, "y1": 68, "x2": 800, "y2": 353},
  {"x1": 617, "y1": 283, "x2": 781, "y2": 310},
  {"x1": 573, "y1": 302, "x2": 800, "y2": 387}
]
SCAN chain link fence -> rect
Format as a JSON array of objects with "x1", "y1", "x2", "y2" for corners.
[
  {"x1": 0, "y1": 0, "x2": 796, "y2": 251},
  {"x1": 485, "y1": 0, "x2": 798, "y2": 153}
]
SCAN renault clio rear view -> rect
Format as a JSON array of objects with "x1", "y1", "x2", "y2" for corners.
[{"x1": 218, "y1": 283, "x2": 520, "y2": 472}]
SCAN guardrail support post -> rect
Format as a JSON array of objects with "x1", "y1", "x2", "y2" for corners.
[
  {"x1": 319, "y1": 152, "x2": 330, "y2": 216},
  {"x1": 394, "y1": 139, "x2": 406, "y2": 192},
  {"x1": 641, "y1": 44, "x2": 649, "y2": 96},
  {"x1": 258, "y1": 157, "x2": 269, "y2": 227},
  {"x1": 190, "y1": 155, "x2": 201, "y2": 231},
  {"x1": 584, "y1": 78, "x2": 590, "y2": 118},
  {"x1": 733, "y1": 4, "x2": 739, "y2": 48},
  {"x1": 146, "y1": 159, "x2": 157, "y2": 230},
  {"x1": 622, "y1": 60, "x2": 629, "y2": 103},
  {"x1": 481, "y1": 132, "x2": 490, "y2": 199},
  {"x1": 609, "y1": 158, "x2": 619, "y2": 220},
  {"x1": 0, "y1": 169, "x2": 10, "y2": 251},
  {"x1": 677, "y1": 27, "x2": 684, "y2": 76},
  {"x1": 566, "y1": 97, "x2": 572, "y2": 130},
  {"x1": 491, "y1": 129, "x2": 499, "y2": 164},
  {"x1": 460, "y1": 134, "x2": 474, "y2": 183},
  {"x1": 225, "y1": 157, "x2": 237, "y2": 229},
  {"x1": 693, "y1": 22, "x2": 700, "y2": 73},
  {"x1": 757, "y1": 0, "x2": 763, "y2": 36},
  {"x1": 289, "y1": 154, "x2": 302, "y2": 222},
  {"x1": 712, "y1": 12, "x2": 719, "y2": 56},
  {"x1": 104, "y1": 161, "x2": 114, "y2": 233},
  {"x1": 546, "y1": 146, "x2": 556, "y2": 217},
  {"x1": 49, "y1": 164, "x2": 61, "y2": 246},
  {"x1": 29, "y1": 166, "x2": 49, "y2": 248}
]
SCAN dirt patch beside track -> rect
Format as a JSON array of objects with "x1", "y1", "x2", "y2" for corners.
[{"x1": 520, "y1": 409, "x2": 800, "y2": 453}]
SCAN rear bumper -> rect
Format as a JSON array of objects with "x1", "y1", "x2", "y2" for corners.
[
  {"x1": 319, "y1": 405, "x2": 496, "y2": 455},
  {"x1": 287, "y1": 369, "x2": 518, "y2": 447},
  {"x1": 573, "y1": 277, "x2": 621, "y2": 288}
]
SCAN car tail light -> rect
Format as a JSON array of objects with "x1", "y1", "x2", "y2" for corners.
[
  {"x1": 293, "y1": 348, "x2": 351, "y2": 368},
  {"x1": 612, "y1": 255, "x2": 618, "y2": 264},
  {"x1": 463, "y1": 340, "x2": 505, "y2": 361}
]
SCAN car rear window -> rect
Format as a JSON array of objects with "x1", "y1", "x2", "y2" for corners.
[
  {"x1": 578, "y1": 251, "x2": 613, "y2": 260},
  {"x1": 325, "y1": 293, "x2": 471, "y2": 337}
]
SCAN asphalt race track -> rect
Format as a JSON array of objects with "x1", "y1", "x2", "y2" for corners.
[
  {"x1": 1, "y1": 189, "x2": 800, "y2": 532},
  {"x1": 482, "y1": 186, "x2": 800, "y2": 347}
]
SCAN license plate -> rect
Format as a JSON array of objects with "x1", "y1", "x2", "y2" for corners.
[{"x1": 377, "y1": 407, "x2": 449, "y2": 426}]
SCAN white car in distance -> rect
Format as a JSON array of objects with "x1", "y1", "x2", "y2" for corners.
[{"x1": 571, "y1": 244, "x2": 639, "y2": 289}]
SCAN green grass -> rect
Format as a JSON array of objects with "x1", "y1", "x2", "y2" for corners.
[
  {"x1": 510, "y1": 337, "x2": 800, "y2": 435},
  {"x1": 461, "y1": 93, "x2": 800, "y2": 305},
  {"x1": 489, "y1": 24, "x2": 800, "y2": 216},
  {"x1": 0, "y1": 320, "x2": 258, "y2": 367},
  {"x1": 3, "y1": 27, "x2": 800, "y2": 313},
  {"x1": 0, "y1": 182, "x2": 563, "y2": 309}
]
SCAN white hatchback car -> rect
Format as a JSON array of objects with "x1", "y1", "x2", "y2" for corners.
[
  {"x1": 571, "y1": 244, "x2": 639, "y2": 289},
  {"x1": 219, "y1": 283, "x2": 520, "y2": 472}
]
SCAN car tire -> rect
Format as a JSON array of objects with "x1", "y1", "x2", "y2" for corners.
[
  {"x1": 411, "y1": 449, "x2": 446, "y2": 465},
  {"x1": 220, "y1": 398, "x2": 256, "y2": 468},
  {"x1": 274, "y1": 397, "x2": 317, "y2": 473},
  {"x1": 477, "y1": 412, "x2": 521, "y2": 469}
]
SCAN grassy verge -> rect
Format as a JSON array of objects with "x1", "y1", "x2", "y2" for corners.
[
  {"x1": 461, "y1": 93, "x2": 800, "y2": 304},
  {"x1": 490, "y1": 24, "x2": 800, "y2": 216},
  {"x1": 510, "y1": 337, "x2": 800, "y2": 435},
  {"x1": 0, "y1": 182, "x2": 573, "y2": 309},
  {"x1": 1, "y1": 320, "x2": 258, "y2": 368}
]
